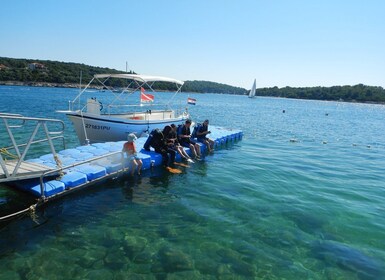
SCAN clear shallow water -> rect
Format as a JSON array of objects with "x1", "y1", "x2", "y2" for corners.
[{"x1": 0, "y1": 85, "x2": 385, "y2": 279}]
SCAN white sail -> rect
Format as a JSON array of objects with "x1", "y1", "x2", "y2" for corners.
[{"x1": 249, "y1": 79, "x2": 256, "y2": 98}]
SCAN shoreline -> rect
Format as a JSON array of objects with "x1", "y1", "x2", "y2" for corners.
[
  {"x1": 0, "y1": 81, "x2": 82, "y2": 89},
  {"x1": 0, "y1": 81, "x2": 384, "y2": 105}
]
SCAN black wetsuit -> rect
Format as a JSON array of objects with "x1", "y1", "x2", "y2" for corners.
[
  {"x1": 151, "y1": 132, "x2": 176, "y2": 167},
  {"x1": 179, "y1": 125, "x2": 196, "y2": 147},
  {"x1": 197, "y1": 124, "x2": 209, "y2": 141}
]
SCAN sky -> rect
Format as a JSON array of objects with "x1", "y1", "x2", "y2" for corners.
[{"x1": 1, "y1": 0, "x2": 384, "y2": 89}]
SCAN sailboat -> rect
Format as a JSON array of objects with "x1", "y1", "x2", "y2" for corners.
[{"x1": 248, "y1": 79, "x2": 256, "y2": 98}]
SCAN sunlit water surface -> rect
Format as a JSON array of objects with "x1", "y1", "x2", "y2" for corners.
[{"x1": 0, "y1": 86, "x2": 384, "y2": 279}]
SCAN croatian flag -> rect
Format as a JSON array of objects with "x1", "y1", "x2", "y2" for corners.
[
  {"x1": 140, "y1": 87, "x2": 154, "y2": 103},
  {"x1": 187, "y1": 97, "x2": 196, "y2": 105}
]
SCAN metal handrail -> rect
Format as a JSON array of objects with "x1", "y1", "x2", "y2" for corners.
[
  {"x1": 1, "y1": 136, "x2": 65, "y2": 152},
  {"x1": 0, "y1": 113, "x2": 66, "y2": 180}
]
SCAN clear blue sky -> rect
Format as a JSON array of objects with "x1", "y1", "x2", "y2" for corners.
[{"x1": 1, "y1": 0, "x2": 384, "y2": 89}]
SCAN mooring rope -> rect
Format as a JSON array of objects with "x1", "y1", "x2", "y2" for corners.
[
  {"x1": 0, "y1": 202, "x2": 39, "y2": 222},
  {"x1": 53, "y1": 154, "x2": 64, "y2": 180},
  {"x1": 0, "y1": 147, "x2": 19, "y2": 159}
]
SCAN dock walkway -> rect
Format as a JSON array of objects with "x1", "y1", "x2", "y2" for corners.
[{"x1": 6, "y1": 126, "x2": 243, "y2": 200}]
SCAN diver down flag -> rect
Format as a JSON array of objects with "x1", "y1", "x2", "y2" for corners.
[
  {"x1": 187, "y1": 97, "x2": 196, "y2": 105},
  {"x1": 140, "y1": 88, "x2": 154, "y2": 103}
]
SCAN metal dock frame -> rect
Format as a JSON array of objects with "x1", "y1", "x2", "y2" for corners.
[{"x1": 0, "y1": 113, "x2": 65, "y2": 183}]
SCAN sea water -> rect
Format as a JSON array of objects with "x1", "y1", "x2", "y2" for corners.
[{"x1": 0, "y1": 85, "x2": 384, "y2": 279}]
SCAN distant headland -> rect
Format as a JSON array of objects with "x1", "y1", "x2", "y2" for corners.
[{"x1": 1, "y1": 57, "x2": 384, "y2": 103}]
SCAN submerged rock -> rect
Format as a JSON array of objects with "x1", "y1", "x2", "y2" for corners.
[
  {"x1": 217, "y1": 247, "x2": 241, "y2": 264},
  {"x1": 85, "y1": 269, "x2": 113, "y2": 279},
  {"x1": 158, "y1": 224, "x2": 178, "y2": 238},
  {"x1": 123, "y1": 235, "x2": 148, "y2": 260},
  {"x1": 117, "y1": 272, "x2": 155, "y2": 280},
  {"x1": 165, "y1": 270, "x2": 203, "y2": 279},
  {"x1": 282, "y1": 209, "x2": 326, "y2": 235},
  {"x1": 158, "y1": 246, "x2": 194, "y2": 273},
  {"x1": 199, "y1": 242, "x2": 221, "y2": 260},
  {"x1": 194, "y1": 255, "x2": 218, "y2": 275},
  {"x1": 0, "y1": 270, "x2": 21, "y2": 280},
  {"x1": 231, "y1": 260, "x2": 256, "y2": 277},
  {"x1": 216, "y1": 263, "x2": 233, "y2": 278},
  {"x1": 311, "y1": 240, "x2": 383, "y2": 279},
  {"x1": 104, "y1": 248, "x2": 129, "y2": 270},
  {"x1": 133, "y1": 249, "x2": 154, "y2": 264},
  {"x1": 80, "y1": 245, "x2": 108, "y2": 268}
]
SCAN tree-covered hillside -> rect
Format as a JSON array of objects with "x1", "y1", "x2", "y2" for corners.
[
  {"x1": 182, "y1": 80, "x2": 246, "y2": 95},
  {"x1": 0, "y1": 57, "x2": 127, "y2": 85},
  {"x1": 1, "y1": 57, "x2": 385, "y2": 103},
  {"x1": 257, "y1": 85, "x2": 385, "y2": 103},
  {"x1": 0, "y1": 57, "x2": 245, "y2": 93}
]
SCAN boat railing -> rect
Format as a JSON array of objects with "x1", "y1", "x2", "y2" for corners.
[
  {"x1": 38, "y1": 150, "x2": 124, "y2": 199},
  {"x1": 69, "y1": 100, "x2": 178, "y2": 120},
  {"x1": 69, "y1": 100, "x2": 172, "y2": 113},
  {"x1": 0, "y1": 113, "x2": 66, "y2": 180},
  {"x1": 106, "y1": 103, "x2": 165, "y2": 113}
]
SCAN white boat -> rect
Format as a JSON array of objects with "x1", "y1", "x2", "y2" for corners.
[
  {"x1": 58, "y1": 73, "x2": 189, "y2": 144},
  {"x1": 249, "y1": 79, "x2": 256, "y2": 98}
]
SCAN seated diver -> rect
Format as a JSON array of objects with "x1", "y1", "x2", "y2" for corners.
[
  {"x1": 178, "y1": 119, "x2": 201, "y2": 159},
  {"x1": 196, "y1": 119, "x2": 215, "y2": 153},
  {"x1": 146, "y1": 127, "x2": 176, "y2": 167},
  {"x1": 169, "y1": 124, "x2": 194, "y2": 163}
]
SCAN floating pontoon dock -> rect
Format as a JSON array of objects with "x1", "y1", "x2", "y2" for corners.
[{"x1": 1, "y1": 113, "x2": 242, "y2": 205}]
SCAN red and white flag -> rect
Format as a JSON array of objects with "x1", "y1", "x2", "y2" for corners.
[
  {"x1": 140, "y1": 87, "x2": 154, "y2": 103},
  {"x1": 187, "y1": 97, "x2": 196, "y2": 105}
]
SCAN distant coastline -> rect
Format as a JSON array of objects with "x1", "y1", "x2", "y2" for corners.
[
  {"x1": 1, "y1": 81, "x2": 384, "y2": 106},
  {"x1": 0, "y1": 80, "x2": 81, "y2": 89},
  {"x1": 1, "y1": 57, "x2": 385, "y2": 103}
]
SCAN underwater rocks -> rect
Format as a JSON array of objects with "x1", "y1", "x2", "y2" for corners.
[
  {"x1": 123, "y1": 235, "x2": 148, "y2": 260},
  {"x1": 157, "y1": 246, "x2": 194, "y2": 273},
  {"x1": 217, "y1": 247, "x2": 256, "y2": 277},
  {"x1": 311, "y1": 240, "x2": 383, "y2": 280}
]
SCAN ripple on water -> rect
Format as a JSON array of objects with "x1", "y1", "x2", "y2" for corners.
[{"x1": 1, "y1": 88, "x2": 385, "y2": 279}]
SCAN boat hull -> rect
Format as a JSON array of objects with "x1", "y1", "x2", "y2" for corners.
[{"x1": 67, "y1": 112, "x2": 187, "y2": 144}]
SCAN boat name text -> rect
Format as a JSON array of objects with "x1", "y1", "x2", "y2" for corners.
[{"x1": 85, "y1": 124, "x2": 111, "y2": 130}]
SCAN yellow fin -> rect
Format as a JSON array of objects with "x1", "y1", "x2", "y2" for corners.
[{"x1": 166, "y1": 167, "x2": 182, "y2": 174}]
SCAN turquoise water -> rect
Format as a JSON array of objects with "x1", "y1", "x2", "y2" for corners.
[{"x1": 1, "y1": 85, "x2": 385, "y2": 279}]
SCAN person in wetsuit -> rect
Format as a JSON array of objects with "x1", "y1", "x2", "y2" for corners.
[
  {"x1": 178, "y1": 119, "x2": 201, "y2": 159},
  {"x1": 196, "y1": 119, "x2": 214, "y2": 153},
  {"x1": 168, "y1": 124, "x2": 194, "y2": 162}
]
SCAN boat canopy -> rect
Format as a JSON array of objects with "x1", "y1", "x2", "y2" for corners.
[{"x1": 94, "y1": 74, "x2": 184, "y2": 86}]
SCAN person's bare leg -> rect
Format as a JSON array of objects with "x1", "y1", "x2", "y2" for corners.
[{"x1": 190, "y1": 143, "x2": 197, "y2": 158}]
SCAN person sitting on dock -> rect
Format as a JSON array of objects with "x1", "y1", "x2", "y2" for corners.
[
  {"x1": 178, "y1": 119, "x2": 201, "y2": 159},
  {"x1": 196, "y1": 119, "x2": 214, "y2": 153},
  {"x1": 123, "y1": 133, "x2": 143, "y2": 175},
  {"x1": 161, "y1": 125, "x2": 177, "y2": 166},
  {"x1": 145, "y1": 127, "x2": 176, "y2": 167},
  {"x1": 169, "y1": 124, "x2": 194, "y2": 163}
]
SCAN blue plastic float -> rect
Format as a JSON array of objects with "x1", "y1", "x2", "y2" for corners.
[{"x1": 13, "y1": 126, "x2": 243, "y2": 199}]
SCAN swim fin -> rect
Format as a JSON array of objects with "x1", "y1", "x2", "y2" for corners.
[{"x1": 166, "y1": 167, "x2": 182, "y2": 174}]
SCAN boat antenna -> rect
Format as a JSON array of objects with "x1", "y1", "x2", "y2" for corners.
[{"x1": 79, "y1": 70, "x2": 83, "y2": 91}]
